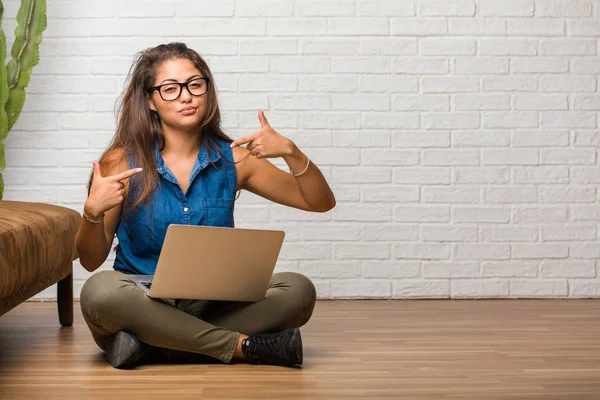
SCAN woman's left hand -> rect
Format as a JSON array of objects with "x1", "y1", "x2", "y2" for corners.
[{"x1": 230, "y1": 110, "x2": 294, "y2": 159}]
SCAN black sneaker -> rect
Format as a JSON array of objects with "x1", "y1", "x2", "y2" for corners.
[
  {"x1": 241, "y1": 328, "x2": 303, "y2": 367},
  {"x1": 105, "y1": 331, "x2": 165, "y2": 369}
]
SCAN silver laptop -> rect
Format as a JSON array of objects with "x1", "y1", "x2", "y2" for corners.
[{"x1": 129, "y1": 224, "x2": 285, "y2": 302}]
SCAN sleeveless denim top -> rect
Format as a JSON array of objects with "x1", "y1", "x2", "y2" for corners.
[{"x1": 113, "y1": 138, "x2": 236, "y2": 275}]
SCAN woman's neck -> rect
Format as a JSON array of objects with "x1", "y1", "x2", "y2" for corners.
[{"x1": 161, "y1": 125, "x2": 200, "y2": 158}]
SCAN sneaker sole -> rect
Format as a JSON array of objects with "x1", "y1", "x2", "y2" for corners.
[
  {"x1": 291, "y1": 328, "x2": 303, "y2": 366},
  {"x1": 106, "y1": 331, "x2": 140, "y2": 369}
]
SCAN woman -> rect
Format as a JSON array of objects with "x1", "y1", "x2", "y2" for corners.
[{"x1": 75, "y1": 42, "x2": 335, "y2": 369}]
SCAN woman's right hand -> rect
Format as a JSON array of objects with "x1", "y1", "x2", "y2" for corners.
[{"x1": 83, "y1": 160, "x2": 143, "y2": 219}]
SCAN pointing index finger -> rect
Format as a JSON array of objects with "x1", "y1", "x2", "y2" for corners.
[
  {"x1": 110, "y1": 167, "x2": 143, "y2": 182},
  {"x1": 230, "y1": 132, "x2": 260, "y2": 148}
]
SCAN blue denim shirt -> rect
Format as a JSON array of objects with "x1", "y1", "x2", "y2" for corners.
[{"x1": 113, "y1": 138, "x2": 236, "y2": 275}]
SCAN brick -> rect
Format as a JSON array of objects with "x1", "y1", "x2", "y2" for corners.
[
  {"x1": 331, "y1": 279, "x2": 391, "y2": 298},
  {"x1": 333, "y1": 131, "x2": 390, "y2": 147},
  {"x1": 394, "y1": 243, "x2": 451, "y2": 259},
  {"x1": 540, "y1": 76, "x2": 596, "y2": 92},
  {"x1": 333, "y1": 204, "x2": 393, "y2": 222},
  {"x1": 511, "y1": 57, "x2": 569, "y2": 73},
  {"x1": 422, "y1": 112, "x2": 480, "y2": 129},
  {"x1": 267, "y1": 18, "x2": 327, "y2": 36},
  {"x1": 362, "y1": 149, "x2": 419, "y2": 166},
  {"x1": 510, "y1": 279, "x2": 568, "y2": 297},
  {"x1": 420, "y1": 38, "x2": 476, "y2": 55},
  {"x1": 507, "y1": 18, "x2": 565, "y2": 35},
  {"x1": 512, "y1": 129, "x2": 570, "y2": 148},
  {"x1": 513, "y1": 167, "x2": 569, "y2": 184},
  {"x1": 513, "y1": 95, "x2": 568, "y2": 110},
  {"x1": 299, "y1": 262, "x2": 360, "y2": 278},
  {"x1": 235, "y1": 0, "x2": 294, "y2": 16},
  {"x1": 480, "y1": 226, "x2": 538, "y2": 242},
  {"x1": 334, "y1": 243, "x2": 391, "y2": 260},
  {"x1": 328, "y1": 18, "x2": 389, "y2": 35},
  {"x1": 572, "y1": 95, "x2": 600, "y2": 110},
  {"x1": 540, "y1": 39, "x2": 596, "y2": 55},
  {"x1": 539, "y1": 187, "x2": 596, "y2": 203},
  {"x1": 422, "y1": 77, "x2": 480, "y2": 93},
  {"x1": 300, "y1": 75, "x2": 356, "y2": 92},
  {"x1": 362, "y1": 224, "x2": 419, "y2": 241},
  {"x1": 540, "y1": 149, "x2": 596, "y2": 165},
  {"x1": 362, "y1": 262, "x2": 421, "y2": 278},
  {"x1": 512, "y1": 244, "x2": 569, "y2": 259},
  {"x1": 482, "y1": 76, "x2": 538, "y2": 92},
  {"x1": 541, "y1": 112, "x2": 596, "y2": 128},
  {"x1": 361, "y1": 38, "x2": 417, "y2": 55},
  {"x1": 541, "y1": 224, "x2": 596, "y2": 241},
  {"x1": 478, "y1": 0, "x2": 533, "y2": 16},
  {"x1": 361, "y1": 185, "x2": 420, "y2": 202},
  {"x1": 534, "y1": 1, "x2": 593, "y2": 17},
  {"x1": 358, "y1": 1, "x2": 415, "y2": 16},
  {"x1": 332, "y1": 57, "x2": 390, "y2": 73},
  {"x1": 571, "y1": 58, "x2": 600, "y2": 74},
  {"x1": 453, "y1": 167, "x2": 510, "y2": 184},
  {"x1": 390, "y1": 18, "x2": 448, "y2": 35},
  {"x1": 395, "y1": 205, "x2": 451, "y2": 222},
  {"x1": 393, "y1": 131, "x2": 451, "y2": 147},
  {"x1": 333, "y1": 94, "x2": 390, "y2": 111},
  {"x1": 420, "y1": 225, "x2": 478, "y2": 242},
  {"x1": 512, "y1": 207, "x2": 568, "y2": 223},
  {"x1": 394, "y1": 168, "x2": 451, "y2": 184},
  {"x1": 479, "y1": 39, "x2": 537, "y2": 55},
  {"x1": 451, "y1": 279, "x2": 509, "y2": 298},
  {"x1": 570, "y1": 243, "x2": 600, "y2": 259},
  {"x1": 482, "y1": 112, "x2": 538, "y2": 128},
  {"x1": 392, "y1": 280, "x2": 450, "y2": 298},
  {"x1": 423, "y1": 262, "x2": 479, "y2": 278},
  {"x1": 452, "y1": 207, "x2": 510, "y2": 223},
  {"x1": 452, "y1": 131, "x2": 511, "y2": 146},
  {"x1": 454, "y1": 58, "x2": 509, "y2": 74},
  {"x1": 541, "y1": 261, "x2": 596, "y2": 278},
  {"x1": 360, "y1": 76, "x2": 419, "y2": 92},
  {"x1": 394, "y1": 95, "x2": 450, "y2": 111},
  {"x1": 422, "y1": 149, "x2": 480, "y2": 165},
  {"x1": 569, "y1": 280, "x2": 600, "y2": 298},
  {"x1": 572, "y1": 207, "x2": 600, "y2": 221},
  {"x1": 332, "y1": 167, "x2": 391, "y2": 184},
  {"x1": 394, "y1": 57, "x2": 449, "y2": 74},
  {"x1": 482, "y1": 262, "x2": 538, "y2": 278},
  {"x1": 449, "y1": 18, "x2": 506, "y2": 35},
  {"x1": 482, "y1": 149, "x2": 538, "y2": 165},
  {"x1": 572, "y1": 167, "x2": 600, "y2": 184},
  {"x1": 423, "y1": 187, "x2": 480, "y2": 203},
  {"x1": 484, "y1": 187, "x2": 538, "y2": 203},
  {"x1": 454, "y1": 244, "x2": 510, "y2": 260},
  {"x1": 363, "y1": 113, "x2": 420, "y2": 129},
  {"x1": 297, "y1": 0, "x2": 356, "y2": 16},
  {"x1": 419, "y1": 1, "x2": 475, "y2": 16}
]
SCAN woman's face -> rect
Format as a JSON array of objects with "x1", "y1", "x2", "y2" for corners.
[{"x1": 148, "y1": 58, "x2": 208, "y2": 132}]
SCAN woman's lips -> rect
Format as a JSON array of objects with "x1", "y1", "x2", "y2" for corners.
[{"x1": 180, "y1": 107, "x2": 197, "y2": 115}]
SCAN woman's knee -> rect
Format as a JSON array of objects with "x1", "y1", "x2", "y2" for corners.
[
  {"x1": 276, "y1": 272, "x2": 317, "y2": 322},
  {"x1": 80, "y1": 270, "x2": 135, "y2": 315}
]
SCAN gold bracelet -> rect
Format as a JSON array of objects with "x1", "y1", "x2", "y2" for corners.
[
  {"x1": 289, "y1": 156, "x2": 310, "y2": 177},
  {"x1": 83, "y1": 211, "x2": 104, "y2": 224}
]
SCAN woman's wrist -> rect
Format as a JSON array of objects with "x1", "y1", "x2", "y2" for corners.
[{"x1": 83, "y1": 202, "x2": 104, "y2": 220}]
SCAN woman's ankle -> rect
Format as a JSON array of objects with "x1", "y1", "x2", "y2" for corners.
[{"x1": 233, "y1": 333, "x2": 249, "y2": 360}]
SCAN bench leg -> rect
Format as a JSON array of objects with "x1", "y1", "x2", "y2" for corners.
[{"x1": 57, "y1": 267, "x2": 73, "y2": 327}]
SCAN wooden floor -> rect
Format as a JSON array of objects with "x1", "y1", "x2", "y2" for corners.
[{"x1": 0, "y1": 300, "x2": 599, "y2": 400}]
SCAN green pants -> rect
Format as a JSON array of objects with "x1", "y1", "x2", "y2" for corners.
[{"x1": 80, "y1": 270, "x2": 317, "y2": 363}]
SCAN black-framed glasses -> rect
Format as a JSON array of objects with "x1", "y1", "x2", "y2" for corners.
[{"x1": 147, "y1": 77, "x2": 210, "y2": 101}]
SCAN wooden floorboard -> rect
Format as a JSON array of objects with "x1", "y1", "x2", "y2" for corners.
[{"x1": 0, "y1": 300, "x2": 599, "y2": 399}]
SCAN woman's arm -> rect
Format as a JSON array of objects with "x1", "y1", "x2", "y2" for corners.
[
  {"x1": 232, "y1": 110, "x2": 336, "y2": 212},
  {"x1": 75, "y1": 149, "x2": 139, "y2": 272}
]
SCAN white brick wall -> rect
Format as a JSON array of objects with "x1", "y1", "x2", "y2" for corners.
[{"x1": 3, "y1": 0, "x2": 600, "y2": 300}]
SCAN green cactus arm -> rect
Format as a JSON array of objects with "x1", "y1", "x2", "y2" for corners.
[
  {"x1": 1, "y1": 0, "x2": 9, "y2": 172},
  {"x1": 5, "y1": 0, "x2": 46, "y2": 131}
]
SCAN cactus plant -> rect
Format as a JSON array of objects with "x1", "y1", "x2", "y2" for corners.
[{"x1": 0, "y1": 0, "x2": 47, "y2": 199}]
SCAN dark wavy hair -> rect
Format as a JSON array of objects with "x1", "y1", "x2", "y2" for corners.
[{"x1": 88, "y1": 42, "x2": 234, "y2": 216}]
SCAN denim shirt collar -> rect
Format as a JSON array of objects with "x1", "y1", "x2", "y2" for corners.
[{"x1": 154, "y1": 139, "x2": 222, "y2": 185}]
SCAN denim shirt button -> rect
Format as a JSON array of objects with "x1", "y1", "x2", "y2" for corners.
[{"x1": 183, "y1": 207, "x2": 189, "y2": 212}]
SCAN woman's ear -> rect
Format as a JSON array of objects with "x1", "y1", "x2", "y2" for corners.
[{"x1": 147, "y1": 95, "x2": 156, "y2": 112}]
